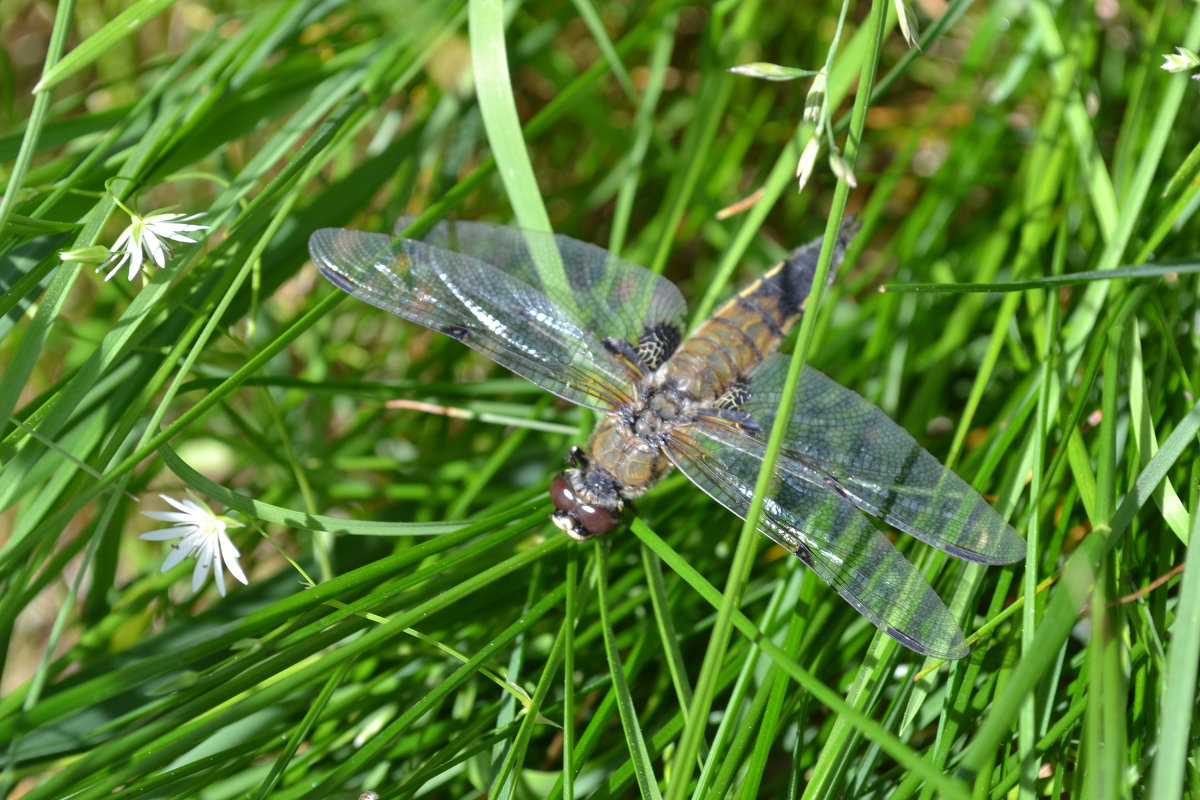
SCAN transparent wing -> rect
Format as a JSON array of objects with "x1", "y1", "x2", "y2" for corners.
[
  {"x1": 740, "y1": 355, "x2": 1025, "y2": 564},
  {"x1": 665, "y1": 424, "x2": 969, "y2": 658},
  {"x1": 309, "y1": 228, "x2": 642, "y2": 411},
  {"x1": 392, "y1": 217, "x2": 688, "y2": 355}
]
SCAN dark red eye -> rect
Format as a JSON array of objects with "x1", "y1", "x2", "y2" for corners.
[
  {"x1": 575, "y1": 503, "x2": 620, "y2": 536},
  {"x1": 550, "y1": 475, "x2": 576, "y2": 511}
]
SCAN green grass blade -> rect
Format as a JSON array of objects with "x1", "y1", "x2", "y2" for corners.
[
  {"x1": 33, "y1": 0, "x2": 177, "y2": 93},
  {"x1": 1147, "y1": 492, "x2": 1200, "y2": 800},
  {"x1": 595, "y1": 542, "x2": 664, "y2": 799}
]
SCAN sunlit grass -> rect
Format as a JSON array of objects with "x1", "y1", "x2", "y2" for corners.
[{"x1": 1, "y1": 1, "x2": 1199, "y2": 798}]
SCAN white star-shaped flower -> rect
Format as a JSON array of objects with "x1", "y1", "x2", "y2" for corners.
[
  {"x1": 99, "y1": 210, "x2": 209, "y2": 282},
  {"x1": 141, "y1": 494, "x2": 248, "y2": 596}
]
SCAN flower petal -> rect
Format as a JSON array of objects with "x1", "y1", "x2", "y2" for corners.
[
  {"x1": 155, "y1": 229, "x2": 204, "y2": 244},
  {"x1": 142, "y1": 492, "x2": 244, "y2": 596},
  {"x1": 140, "y1": 527, "x2": 187, "y2": 541},
  {"x1": 160, "y1": 235, "x2": 203, "y2": 247},
  {"x1": 143, "y1": 232, "x2": 168, "y2": 270},
  {"x1": 159, "y1": 495, "x2": 196, "y2": 513},
  {"x1": 218, "y1": 535, "x2": 248, "y2": 585},
  {"x1": 125, "y1": 245, "x2": 146, "y2": 281},
  {"x1": 100, "y1": 252, "x2": 131, "y2": 281},
  {"x1": 141, "y1": 510, "x2": 195, "y2": 523},
  {"x1": 192, "y1": 558, "x2": 212, "y2": 593},
  {"x1": 110, "y1": 227, "x2": 134, "y2": 252},
  {"x1": 162, "y1": 544, "x2": 191, "y2": 572}
]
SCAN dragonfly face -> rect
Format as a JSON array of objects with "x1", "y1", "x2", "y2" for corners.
[
  {"x1": 309, "y1": 217, "x2": 1026, "y2": 659},
  {"x1": 549, "y1": 449, "x2": 624, "y2": 541}
]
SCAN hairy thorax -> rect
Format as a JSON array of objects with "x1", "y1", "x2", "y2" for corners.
[{"x1": 588, "y1": 370, "x2": 708, "y2": 498}]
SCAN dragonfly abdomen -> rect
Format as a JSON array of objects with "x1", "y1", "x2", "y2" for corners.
[{"x1": 661, "y1": 230, "x2": 843, "y2": 399}]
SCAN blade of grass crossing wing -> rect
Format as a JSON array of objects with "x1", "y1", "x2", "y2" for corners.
[
  {"x1": 667, "y1": 3, "x2": 880, "y2": 797},
  {"x1": 469, "y1": 0, "x2": 576, "y2": 305}
]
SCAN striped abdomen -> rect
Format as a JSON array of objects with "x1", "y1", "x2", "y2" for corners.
[{"x1": 659, "y1": 228, "x2": 850, "y2": 400}]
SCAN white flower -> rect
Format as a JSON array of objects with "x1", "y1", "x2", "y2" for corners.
[
  {"x1": 1161, "y1": 46, "x2": 1200, "y2": 74},
  {"x1": 99, "y1": 210, "x2": 208, "y2": 282},
  {"x1": 141, "y1": 494, "x2": 247, "y2": 596}
]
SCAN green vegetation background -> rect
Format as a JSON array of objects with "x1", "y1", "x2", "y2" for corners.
[{"x1": 1, "y1": 0, "x2": 1199, "y2": 798}]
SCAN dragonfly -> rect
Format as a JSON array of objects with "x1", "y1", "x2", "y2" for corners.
[{"x1": 309, "y1": 218, "x2": 1025, "y2": 659}]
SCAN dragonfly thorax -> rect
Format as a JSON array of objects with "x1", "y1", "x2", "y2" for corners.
[
  {"x1": 550, "y1": 380, "x2": 697, "y2": 541},
  {"x1": 627, "y1": 381, "x2": 696, "y2": 441}
]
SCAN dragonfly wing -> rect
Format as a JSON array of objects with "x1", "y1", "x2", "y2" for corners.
[
  {"x1": 741, "y1": 355, "x2": 1025, "y2": 565},
  {"x1": 309, "y1": 228, "x2": 636, "y2": 410},
  {"x1": 666, "y1": 423, "x2": 969, "y2": 659},
  {"x1": 393, "y1": 218, "x2": 688, "y2": 368}
]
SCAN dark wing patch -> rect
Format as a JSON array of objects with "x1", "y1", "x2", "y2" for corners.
[
  {"x1": 392, "y1": 218, "x2": 688, "y2": 361},
  {"x1": 741, "y1": 355, "x2": 1026, "y2": 564},
  {"x1": 310, "y1": 228, "x2": 636, "y2": 411},
  {"x1": 664, "y1": 422, "x2": 970, "y2": 659}
]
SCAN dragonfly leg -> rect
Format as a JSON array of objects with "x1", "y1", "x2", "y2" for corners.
[{"x1": 567, "y1": 445, "x2": 589, "y2": 467}]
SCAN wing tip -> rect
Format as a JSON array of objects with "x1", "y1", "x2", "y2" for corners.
[
  {"x1": 993, "y1": 530, "x2": 1028, "y2": 565},
  {"x1": 316, "y1": 264, "x2": 359, "y2": 295},
  {"x1": 307, "y1": 228, "x2": 397, "y2": 295},
  {"x1": 306, "y1": 227, "x2": 342, "y2": 255},
  {"x1": 308, "y1": 230, "x2": 344, "y2": 289},
  {"x1": 888, "y1": 626, "x2": 969, "y2": 660},
  {"x1": 972, "y1": 524, "x2": 1027, "y2": 566}
]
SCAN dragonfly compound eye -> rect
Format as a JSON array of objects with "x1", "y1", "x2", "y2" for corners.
[
  {"x1": 550, "y1": 475, "x2": 577, "y2": 511},
  {"x1": 574, "y1": 503, "x2": 621, "y2": 537},
  {"x1": 550, "y1": 474, "x2": 621, "y2": 539}
]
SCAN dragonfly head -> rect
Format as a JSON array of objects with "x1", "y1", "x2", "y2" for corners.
[{"x1": 550, "y1": 468, "x2": 624, "y2": 541}]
